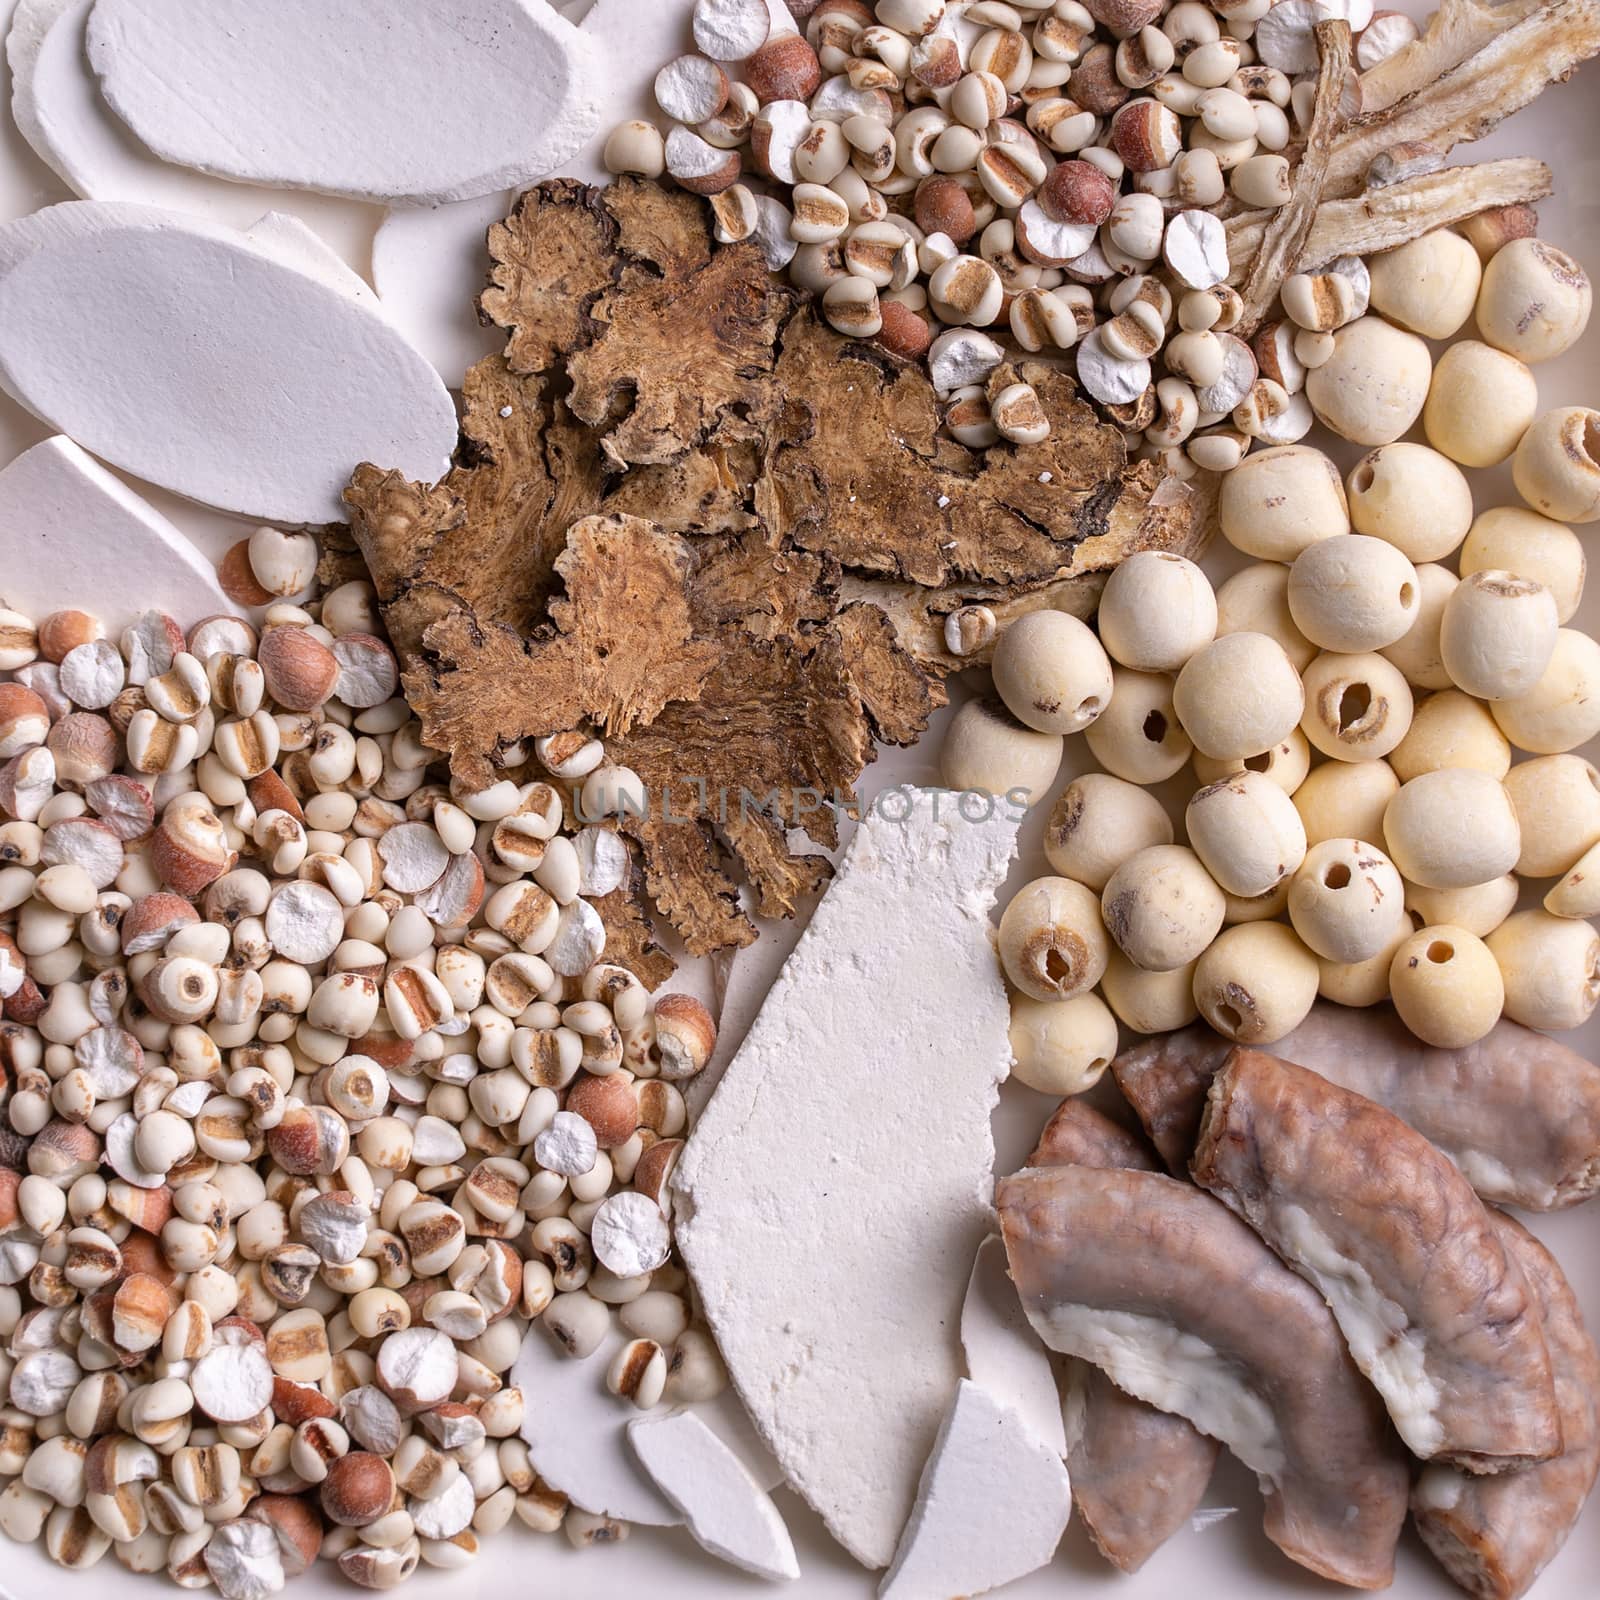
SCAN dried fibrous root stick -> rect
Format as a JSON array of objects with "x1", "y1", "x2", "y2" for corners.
[
  {"x1": 1227, "y1": 158, "x2": 1554, "y2": 284},
  {"x1": 1357, "y1": 0, "x2": 1546, "y2": 115},
  {"x1": 1329, "y1": 0, "x2": 1600, "y2": 195},
  {"x1": 1237, "y1": 20, "x2": 1353, "y2": 338}
]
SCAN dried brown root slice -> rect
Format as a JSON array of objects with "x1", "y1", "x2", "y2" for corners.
[
  {"x1": 997, "y1": 1164, "x2": 1411, "y2": 1591},
  {"x1": 1192, "y1": 1048, "x2": 1561, "y2": 1473},
  {"x1": 839, "y1": 469, "x2": 1216, "y2": 670},
  {"x1": 1226, "y1": 156, "x2": 1553, "y2": 282},
  {"x1": 831, "y1": 602, "x2": 948, "y2": 746},
  {"x1": 1022, "y1": 1099, "x2": 1220, "y2": 1576},
  {"x1": 1237, "y1": 20, "x2": 1352, "y2": 338},
  {"x1": 1112, "y1": 1004, "x2": 1600, "y2": 1212},
  {"x1": 590, "y1": 867, "x2": 678, "y2": 993},
  {"x1": 1328, "y1": 0, "x2": 1600, "y2": 194},
  {"x1": 1357, "y1": 0, "x2": 1546, "y2": 115},
  {"x1": 1413, "y1": 1213, "x2": 1600, "y2": 1600}
]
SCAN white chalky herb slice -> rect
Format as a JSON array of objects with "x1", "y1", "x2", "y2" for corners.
[
  {"x1": 85, "y1": 0, "x2": 603, "y2": 206},
  {"x1": 674, "y1": 789, "x2": 1020, "y2": 1567}
]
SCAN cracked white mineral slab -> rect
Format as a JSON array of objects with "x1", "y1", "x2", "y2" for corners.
[
  {"x1": 674, "y1": 789, "x2": 1020, "y2": 1568},
  {"x1": 0, "y1": 435, "x2": 231, "y2": 629},
  {"x1": 84, "y1": 0, "x2": 602, "y2": 206},
  {"x1": 628, "y1": 1409, "x2": 799, "y2": 1582},
  {"x1": 0, "y1": 202, "x2": 456, "y2": 522},
  {"x1": 879, "y1": 1379, "x2": 1072, "y2": 1600},
  {"x1": 961, "y1": 1234, "x2": 1068, "y2": 1458}
]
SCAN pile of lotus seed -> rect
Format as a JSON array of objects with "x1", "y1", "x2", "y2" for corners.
[
  {"x1": 939, "y1": 225, "x2": 1600, "y2": 1089},
  {"x1": 0, "y1": 527, "x2": 724, "y2": 1590},
  {"x1": 605, "y1": 0, "x2": 1433, "y2": 457}
]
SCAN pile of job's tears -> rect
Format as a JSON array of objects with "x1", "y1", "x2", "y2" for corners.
[{"x1": 1, "y1": 2, "x2": 1599, "y2": 1600}]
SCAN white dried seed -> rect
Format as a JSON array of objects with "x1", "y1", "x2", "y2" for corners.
[
  {"x1": 409, "y1": 1472, "x2": 475, "y2": 1541},
  {"x1": 1356, "y1": 9, "x2": 1420, "y2": 69},
  {"x1": 375, "y1": 823, "x2": 449, "y2": 895},
  {"x1": 694, "y1": 0, "x2": 770, "y2": 59},
  {"x1": 1253, "y1": 0, "x2": 1326, "y2": 72},
  {"x1": 263, "y1": 881, "x2": 344, "y2": 964},
  {"x1": 247, "y1": 527, "x2": 318, "y2": 599},
  {"x1": 1076, "y1": 327, "x2": 1151, "y2": 406},
  {"x1": 655, "y1": 55, "x2": 730, "y2": 123},
  {"x1": 534, "y1": 1111, "x2": 598, "y2": 1178},
  {"x1": 590, "y1": 1192, "x2": 672, "y2": 1280},
  {"x1": 1194, "y1": 333, "x2": 1259, "y2": 415},
  {"x1": 341, "y1": 1388, "x2": 404, "y2": 1457},
  {"x1": 58, "y1": 642, "x2": 125, "y2": 710},
  {"x1": 1162, "y1": 208, "x2": 1229, "y2": 290},
  {"x1": 203, "y1": 1517, "x2": 283, "y2": 1600},
  {"x1": 376, "y1": 1328, "x2": 457, "y2": 1414},
  {"x1": 189, "y1": 1342, "x2": 273, "y2": 1425},
  {"x1": 603, "y1": 120, "x2": 666, "y2": 179},
  {"x1": 330, "y1": 636, "x2": 398, "y2": 708},
  {"x1": 606, "y1": 1339, "x2": 668, "y2": 1409},
  {"x1": 926, "y1": 328, "x2": 1004, "y2": 394},
  {"x1": 11, "y1": 1348, "x2": 81, "y2": 1415},
  {"x1": 42, "y1": 818, "x2": 123, "y2": 888}
]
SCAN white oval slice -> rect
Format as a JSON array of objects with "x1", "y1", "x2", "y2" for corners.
[
  {"x1": 85, "y1": 0, "x2": 603, "y2": 206},
  {"x1": 8, "y1": 0, "x2": 377, "y2": 261},
  {"x1": 0, "y1": 435, "x2": 233, "y2": 629},
  {"x1": 0, "y1": 203, "x2": 457, "y2": 522}
]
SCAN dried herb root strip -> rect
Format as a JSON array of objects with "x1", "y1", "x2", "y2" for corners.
[
  {"x1": 1237, "y1": 20, "x2": 1352, "y2": 338},
  {"x1": 1227, "y1": 156, "x2": 1554, "y2": 282},
  {"x1": 1357, "y1": 0, "x2": 1545, "y2": 116},
  {"x1": 1329, "y1": 0, "x2": 1600, "y2": 194}
]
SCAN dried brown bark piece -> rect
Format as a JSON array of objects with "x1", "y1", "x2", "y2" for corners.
[
  {"x1": 1227, "y1": 157, "x2": 1553, "y2": 281},
  {"x1": 761, "y1": 317, "x2": 1139, "y2": 588},
  {"x1": 1328, "y1": 0, "x2": 1600, "y2": 194},
  {"x1": 832, "y1": 602, "x2": 948, "y2": 746},
  {"x1": 1237, "y1": 20, "x2": 1352, "y2": 338},
  {"x1": 589, "y1": 867, "x2": 678, "y2": 992},
  {"x1": 399, "y1": 513, "x2": 721, "y2": 779},
  {"x1": 840, "y1": 469, "x2": 1216, "y2": 669}
]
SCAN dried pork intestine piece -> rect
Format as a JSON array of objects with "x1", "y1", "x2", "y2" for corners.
[
  {"x1": 1111, "y1": 1005, "x2": 1600, "y2": 1212},
  {"x1": 1021, "y1": 1099, "x2": 1221, "y2": 1576},
  {"x1": 997, "y1": 1164, "x2": 1411, "y2": 1591},
  {"x1": 1192, "y1": 1048, "x2": 1561, "y2": 1473},
  {"x1": 1413, "y1": 1212, "x2": 1600, "y2": 1600}
]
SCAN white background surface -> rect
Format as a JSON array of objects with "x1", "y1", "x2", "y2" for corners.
[{"x1": 1, "y1": 2, "x2": 1599, "y2": 1596}]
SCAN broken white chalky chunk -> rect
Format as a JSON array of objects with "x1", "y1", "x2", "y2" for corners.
[
  {"x1": 547, "y1": 898, "x2": 607, "y2": 976},
  {"x1": 573, "y1": 828, "x2": 629, "y2": 898},
  {"x1": 675, "y1": 790, "x2": 1020, "y2": 1568},
  {"x1": 591, "y1": 1193, "x2": 672, "y2": 1280},
  {"x1": 961, "y1": 1236, "x2": 1067, "y2": 1458},
  {"x1": 190, "y1": 1341, "x2": 274, "y2": 1424},
  {"x1": 0, "y1": 203, "x2": 457, "y2": 523},
  {"x1": 0, "y1": 437, "x2": 232, "y2": 629},
  {"x1": 85, "y1": 0, "x2": 601, "y2": 205},
  {"x1": 629, "y1": 1411, "x2": 800, "y2": 1581},
  {"x1": 535, "y1": 1111, "x2": 599, "y2": 1178},
  {"x1": 1163, "y1": 209, "x2": 1230, "y2": 291},
  {"x1": 879, "y1": 1380, "x2": 1072, "y2": 1600},
  {"x1": 410, "y1": 1116, "x2": 467, "y2": 1168},
  {"x1": 408, "y1": 1470, "x2": 475, "y2": 1540}
]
